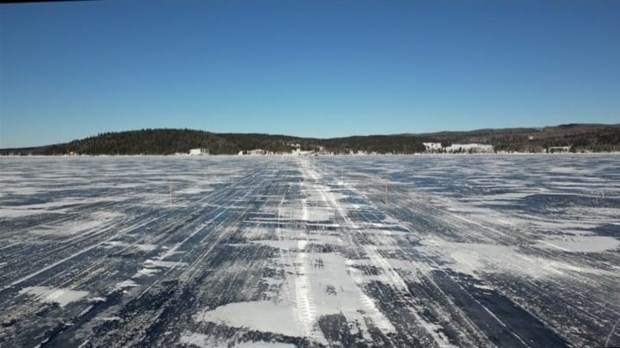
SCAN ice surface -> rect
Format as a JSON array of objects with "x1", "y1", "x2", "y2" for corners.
[{"x1": 1, "y1": 155, "x2": 618, "y2": 347}]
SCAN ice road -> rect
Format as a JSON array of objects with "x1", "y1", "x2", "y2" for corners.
[{"x1": 0, "y1": 155, "x2": 619, "y2": 347}]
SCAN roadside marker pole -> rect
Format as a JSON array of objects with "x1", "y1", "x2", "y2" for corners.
[
  {"x1": 384, "y1": 170, "x2": 389, "y2": 206},
  {"x1": 169, "y1": 183, "x2": 173, "y2": 207}
]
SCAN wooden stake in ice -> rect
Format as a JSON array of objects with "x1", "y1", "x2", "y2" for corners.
[
  {"x1": 384, "y1": 170, "x2": 389, "y2": 206},
  {"x1": 169, "y1": 183, "x2": 173, "y2": 207}
]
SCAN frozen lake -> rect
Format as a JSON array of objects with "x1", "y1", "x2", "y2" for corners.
[{"x1": 0, "y1": 155, "x2": 619, "y2": 347}]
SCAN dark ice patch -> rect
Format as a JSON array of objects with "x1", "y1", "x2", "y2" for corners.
[
  {"x1": 318, "y1": 313, "x2": 365, "y2": 347},
  {"x1": 590, "y1": 223, "x2": 620, "y2": 238},
  {"x1": 432, "y1": 271, "x2": 567, "y2": 347}
]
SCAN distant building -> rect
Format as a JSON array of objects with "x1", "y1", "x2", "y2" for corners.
[
  {"x1": 247, "y1": 149, "x2": 269, "y2": 155},
  {"x1": 424, "y1": 142, "x2": 494, "y2": 153},
  {"x1": 423, "y1": 142, "x2": 442, "y2": 152},
  {"x1": 547, "y1": 146, "x2": 571, "y2": 153},
  {"x1": 189, "y1": 148, "x2": 208, "y2": 156},
  {"x1": 445, "y1": 144, "x2": 494, "y2": 153}
]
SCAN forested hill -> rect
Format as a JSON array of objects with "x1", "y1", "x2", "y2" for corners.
[
  {"x1": 0, "y1": 129, "x2": 430, "y2": 155},
  {"x1": 1, "y1": 124, "x2": 619, "y2": 155}
]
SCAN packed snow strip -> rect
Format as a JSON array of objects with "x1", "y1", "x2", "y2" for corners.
[
  {"x1": 535, "y1": 235, "x2": 620, "y2": 253},
  {"x1": 225, "y1": 237, "x2": 398, "y2": 343},
  {"x1": 19, "y1": 286, "x2": 89, "y2": 307}
]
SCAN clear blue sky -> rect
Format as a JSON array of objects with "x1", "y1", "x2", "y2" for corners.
[{"x1": 1, "y1": 1, "x2": 619, "y2": 147}]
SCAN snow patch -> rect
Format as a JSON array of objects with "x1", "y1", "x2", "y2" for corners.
[
  {"x1": 115, "y1": 279, "x2": 139, "y2": 290},
  {"x1": 179, "y1": 331, "x2": 226, "y2": 347},
  {"x1": 536, "y1": 235, "x2": 620, "y2": 253},
  {"x1": 195, "y1": 300, "x2": 303, "y2": 337},
  {"x1": 420, "y1": 239, "x2": 614, "y2": 279},
  {"x1": 19, "y1": 286, "x2": 89, "y2": 307}
]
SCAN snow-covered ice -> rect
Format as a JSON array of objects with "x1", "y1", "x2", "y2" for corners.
[{"x1": 0, "y1": 154, "x2": 618, "y2": 347}]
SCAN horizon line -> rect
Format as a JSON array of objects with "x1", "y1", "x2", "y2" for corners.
[{"x1": 2, "y1": 122, "x2": 619, "y2": 150}]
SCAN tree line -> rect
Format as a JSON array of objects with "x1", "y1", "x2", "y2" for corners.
[{"x1": 1, "y1": 124, "x2": 619, "y2": 155}]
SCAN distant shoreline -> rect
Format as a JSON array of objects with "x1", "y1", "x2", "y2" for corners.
[
  {"x1": 2, "y1": 124, "x2": 619, "y2": 156},
  {"x1": 2, "y1": 152, "x2": 620, "y2": 158}
]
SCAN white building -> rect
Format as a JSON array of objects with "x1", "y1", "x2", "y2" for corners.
[
  {"x1": 189, "y1": 148, "x2": 208, "y2": 156},
  {"x1": 247, "y1": 149, "x2": 269, "y2": 155},
  {"x1": 445, "y1": 143, "x2": 494, "y2": 153},
  {"x1": 423, "y1": 142, "x2": 443, "y2": 152},
  {"x1": 423, "y1": 142, "x2": 493, "y2": 153}
]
